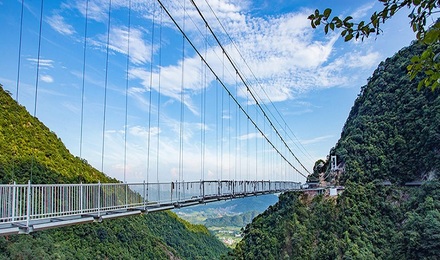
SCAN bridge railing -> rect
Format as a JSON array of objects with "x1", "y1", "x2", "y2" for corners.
[{"x1": 0, "y1": 180, "x2": 301, "y2": 230}]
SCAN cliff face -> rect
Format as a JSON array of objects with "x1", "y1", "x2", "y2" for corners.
[
  {"x1": 228, "y1": 42, "x2": 440, "y2": 259},
  {"x1": 0, "y1": 84, "x2": 228, "y2": 259}
]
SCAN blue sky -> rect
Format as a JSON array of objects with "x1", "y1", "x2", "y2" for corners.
[{"x1": 0, "y1": 0, "x2": 416, "y2": 183}]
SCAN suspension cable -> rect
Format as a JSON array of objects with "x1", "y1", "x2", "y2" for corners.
[
  {"x1": 30, "y1": 0, "x2": 45, "y2": 182},
  {"x1": 156, "y1": 6, "x2": 163, "y2": 183},
  {"x1": 203, "y1": 0, "x2": 315, "y2": 166},
  {"x1": 188, "y1": 0, "x2": 311, "y2": 176},
  {"x1": 101, "y1": 0, "x2": 112, "y2": 173},
  {"x1": 15, "y1": 0, "x2": 25, "y2": 102},
  {"x1": 123, "y1": 0, "x2": 132, "y2": 183},
  {"x1": 156, "y1": 0, "x2": 308, "y2": 177},
  {"x1": 33, "y1": 0, "x2": 44, "y2": 118},
  {"x1": 147, "y1": 1, "x2": 156, "y2": 185},
  {"x1": 80, "y1": 0, "x2": 89, "y2": 160},
  {"x1": 178, "y1": 0, "x2": 186, "y2": 188}
]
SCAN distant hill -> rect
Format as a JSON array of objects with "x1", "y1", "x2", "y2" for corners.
[
  {"x1": 0, "y1": 84, "x2": 228, "y2": 259},
  {"x1": 227, "y1": 42, "x2": 440, "y2": 259},
  {"x1": 204, "y1": 211, "x2": 260, "y2": 227},
  {"x1": 178, "y1": 194, "x2": 278, "y2": 214}
]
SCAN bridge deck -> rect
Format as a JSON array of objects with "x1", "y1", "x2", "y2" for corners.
[{"x1": 0, "y1": 180, "x2": 300, "y2": 235}]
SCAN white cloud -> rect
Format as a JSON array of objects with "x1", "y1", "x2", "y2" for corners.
[
  {"x1": 40, "y1": 75, "x2": 54, "y2": 83},
  {"x1": 27, "y1": 58, "x2": 54, "y2": 68},
  {"x1": 93, "y1": 26, "x2": 153, "y2": 65},
  {"x1": 351, "y1": 2, "x2": 375, "y2": 19},
  {"x1": 300, "y1": 135, "x2": 333, "y2": 145},
  {"x1": 129, "y1": 125, "x2": 160, "y2": 138},
  {"x1": 238, "y1": 132, "x2": 262, "y2": 140},
  {"x1": 346, "y1": 51, "x2": 381, "y2": 69},
  {"x1": 47, "y1": 14, "x2": 75, "y2": 35}
]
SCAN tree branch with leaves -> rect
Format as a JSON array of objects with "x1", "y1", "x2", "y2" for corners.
[{"x1": 308, "y1": 0, "x2": 440, "y2": 90}]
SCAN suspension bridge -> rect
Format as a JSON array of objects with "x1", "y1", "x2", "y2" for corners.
[{"x1": 0, "y1": 0, "x2": 315, "y2": 235}]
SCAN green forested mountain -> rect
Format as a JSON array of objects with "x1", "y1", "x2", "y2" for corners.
[
  {"x1": 333, "y1": 43, "x2": 440, "y2": 184},
  {"x1": 228, "y1": 42, "x2": 440, "y2": 259},
  {"x1": 0, "y1": 85, "x2": 228, "y2": 259}
]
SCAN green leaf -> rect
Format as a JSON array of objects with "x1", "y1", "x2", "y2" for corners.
[
  {"x1": 344, "y1": 16, "x2": 353, "y2": 22},
  {"x1": 422, "y1": 29, "x2": 440, "y2": 44},
  {"x1": 344, "y1": 34, "x2": 354, "y2": 42},
  {"x1": 323, "y1": 8, "x2": 332, "y2": 18},
  {"x1": 325, "y1": 23, "x2": 329, "y2": 34}
]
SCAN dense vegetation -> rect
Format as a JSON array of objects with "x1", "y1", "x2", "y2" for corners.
[
  {"x1": 228, "y1": 182, "x2": 440, "y2": 259},
  {"x1": 0, "y1": 85, "x2": 228, "y2": 259},
  {"x1": 1, "y1": 211, "x2": 228, "y2": 259},
  {"x1": 228, "y1": 42, "x2": 440, "y2": 259},
  {"x1": 333, "y1": 42, "x2": 440, "y2": 184}
]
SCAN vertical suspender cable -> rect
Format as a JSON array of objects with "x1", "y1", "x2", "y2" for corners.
[
  {"x1": 200, "y1": 47, "x2": 203, "y2": 182},
  {"x1": 228, "y1": 88, "x2": 231, "y2": 180},
  {"x1": 200, "y1": 24, "x2": 207, "y2": 182},
  {"x1": 30, "y1": 0, "x2": 45, "y2": 181},
  {"x1": 215, "y1": 76, "x2": 218, "y2": 180},
  {"x1": 234, "y1": 72, "x2": 238, "y2": 181},
  {"x1": 246, "y1": 88, "x2": 249, "y2": 181},
  {"x1": 15, "y1": 0, "x2": 25, "y2": 102},
  {"x1": 147, "y1": 2, "x2": 156, "y2": 185},
  {"x1": 179, "y1": 0, "x2": 186, "y2": 194},
  {"x1": 79, "y1": 0, "x2": 89, "y2": 184},
  {"x1": 33, "y1": 0, "x2": 44, "y2": 117},
  {"x1": 80, "y1": 0, "x2": 89, "y2": 160},
  {"x1": 255, "y1": 106, "x2": 258, "y2": 181},
  {"x1": 12, "y1": 0, "x2": 25, "y2": 181},
  {"x1": 156, "y1": 6, "x2": 163, "y2": 184},
  {"x1": 220, "y1": 53, "x2": 224, "y2": 181},
  {"x1": 123, "y1": 0, "x2": 132, "y2": 183},
  {"x1": 101, "y1": 0, "x2": 112, "y2": 173}
]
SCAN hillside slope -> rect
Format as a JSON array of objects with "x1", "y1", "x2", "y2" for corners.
[
  {"x1": 0, "y1": 85, "x2": 228, "y2": 259},
  {"x1": 0, "y1": 85, "x2": 114, "y2": 184},
  {"x1": 228, "y1": 42, "x2": 440, "y2": 259}
]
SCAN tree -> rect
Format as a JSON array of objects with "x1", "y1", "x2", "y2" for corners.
[{"x1": 308, "y1": 0, "x2": 440, "y2": 90}]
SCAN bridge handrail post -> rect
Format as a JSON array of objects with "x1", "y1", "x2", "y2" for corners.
[
  {"x1": 218, "y1": 180, "x2": 221, "y2": 196},
  {"x1": 97, "y1": 181, "x2": 101, "y2": 217},
  {"x1": 12, "y1": 181, "x2": 16, "y2": 222},
  {"x1": 201, "y1": 180, "x2": 204, "y2": 199},
  {"x1": 26, "y1": 180, "x2": 31, "y2": 228},
  {"x1": 80, "y1": 182, "x2": 83, "y2": 214},
  {"x1": 125, "y1": 183, "x2": 128, "y2": 209},
  {"x1": 143, "y1": 180, "x2": 146, "y2": 209}
]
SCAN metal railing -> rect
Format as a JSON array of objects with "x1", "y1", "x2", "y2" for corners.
[{"x1": 0, "y1": 180, "x2": 301, "y2": 235}]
